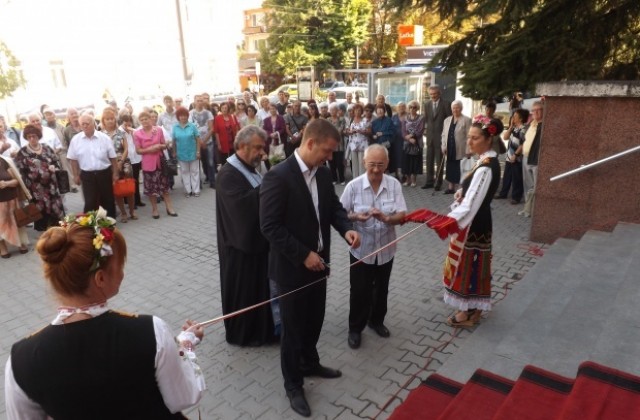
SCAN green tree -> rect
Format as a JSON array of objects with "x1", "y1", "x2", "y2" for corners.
[
  {"x1": 261, "y1": 0, "x2": 372, "y2": 76},
  {"x1": 389, "y1": 0, "x2": 640, "y2": 100},
  {"x1": 0, "y1": 42, "x2": 26, "y2": 100}
]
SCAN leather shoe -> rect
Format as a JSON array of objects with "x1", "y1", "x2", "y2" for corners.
[
  {"x1": 302, "y1": 365, "x2": 342, "y2": 378},
  {"x1": 286, "y1": 388, "x2": 311, "y2": 417},
  {"x1": 368, "y1": 323, "x2": 391, "y2": 338},
  {"x1": 348, "y1": 331, "x2": 361, "y2": 349},
  {"x1": 420, "y1": 183, "x2": 434, "y2": 189},
  {"x1": 434, "y1": 185, "x2": 442, "y2": 192}
]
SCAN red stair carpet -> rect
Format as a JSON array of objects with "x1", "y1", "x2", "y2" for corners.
[
  {"x1": 388, "y1": 374, "x2": 463, "y2": 420},
  {"x1": 390, "y1": 361, "x2": 640, "y2": 420},
  {"x1": 436, "y1": 369, "x2": 514, "y2": 420},
  {"x1": 493, "y1": 365, "x2": 573, "y2": 420},
  {"x1": 557, "y1": 361, "x2": 640, "y2": 420}
]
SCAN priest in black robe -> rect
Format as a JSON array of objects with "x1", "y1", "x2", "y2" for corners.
[{"x1": 216, "y1": 126, "x2": 274, "y2": 346}]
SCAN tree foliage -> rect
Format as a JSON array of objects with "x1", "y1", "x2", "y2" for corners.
[
  {"x1": 261, "y1": 0, "x2": 372, "y2": 76},
  {"x1": 0, "y1": 42, "x2": 26, "y2": 100},
  {"x1": 389, "y1": 0, "x2": 640, "y2": 100}
]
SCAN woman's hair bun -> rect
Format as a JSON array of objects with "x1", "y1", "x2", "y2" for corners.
[{"x1": 36, "y1": 227, "x2": 71, "y2": 264}]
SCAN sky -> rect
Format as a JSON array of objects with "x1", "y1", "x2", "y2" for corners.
[{"x1": 0, "y1": 0, "x2": 262, "y2": 115}]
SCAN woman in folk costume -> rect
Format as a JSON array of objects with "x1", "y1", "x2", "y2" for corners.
[
  {"x1": 5, "y1": 208, "x2": 206, "y2": 418},
  {"x1": 404, "y1": 120, "x2": 502, "y2": 327}
]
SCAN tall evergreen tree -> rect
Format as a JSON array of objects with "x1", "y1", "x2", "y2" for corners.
[
  {"x1": 390, "y1": 0, "x2": 640, "y2": 99},
  {"x1": 261, "y1": 0, "x2": 372, "y2": 76}
]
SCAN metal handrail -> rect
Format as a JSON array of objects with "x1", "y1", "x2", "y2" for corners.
[{"x1": 550, "y1": 145, "x2": 640, "y2": 182}]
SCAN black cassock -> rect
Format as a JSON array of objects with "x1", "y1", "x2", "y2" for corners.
[{"x1": 216, "y1": 162, "x2": 274, "y2": 346}]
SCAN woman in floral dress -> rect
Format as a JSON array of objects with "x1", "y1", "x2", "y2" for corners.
[{"x1": 14, "y1": 124, "x2": 64, "y2": 231}]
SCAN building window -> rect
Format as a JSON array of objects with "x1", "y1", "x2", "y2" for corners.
[
  {"x1": 252, "y1": 14, "x2": 258, "y2": 27},
  {"x1": 49, "y1": 60, "x2": 67, "y2": 88}
]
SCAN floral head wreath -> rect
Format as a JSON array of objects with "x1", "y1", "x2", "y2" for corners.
[
  {"x1": 60, "y1": 207, "x2": 117, "y2": 272},
  {"x1": 472, "y1": 114, "x2": 501, "y2": 136}
]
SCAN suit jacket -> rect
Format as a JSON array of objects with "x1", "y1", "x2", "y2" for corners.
[
  {"x1": 441, "y1": 115, "x2": 472, "y2": 160},
  {"x1": 423, "y1": 99, "x2": 452, "y2": 148},
  {"x1": 260, "y1": 155, "x2": 352, "y2": 287}
]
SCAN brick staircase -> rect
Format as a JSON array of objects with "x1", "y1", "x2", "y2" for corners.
[{"x1": 389, "y1": 222, "x2": 640, "y2": 419}]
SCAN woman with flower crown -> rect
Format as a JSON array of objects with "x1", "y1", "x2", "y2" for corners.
[
  {"x1": 403, "y1": 120, "x2": 501, "y2": 327},
  {"x1": 4, "y1": 208, "x2": 206, "y2": 418}
]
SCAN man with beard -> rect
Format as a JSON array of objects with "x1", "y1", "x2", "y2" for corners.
[{"x1": 216, "y1": 125, "x2": 275, "y2": 346}]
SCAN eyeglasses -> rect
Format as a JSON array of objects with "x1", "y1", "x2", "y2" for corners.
[
  {"x1": 409, "y1": 106, "x2": 418, "y2": 109},
  {"x1": 365, "y1": 162, "x2": 385, "y2": 169}
]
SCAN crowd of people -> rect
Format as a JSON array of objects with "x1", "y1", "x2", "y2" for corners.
[{"x1": 1, "y1": 85, "x2": 544, "y2": 418}]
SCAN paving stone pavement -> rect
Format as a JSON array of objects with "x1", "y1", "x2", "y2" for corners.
[{"x1": 0, "y1": 169, "x2": 544, "y2": 419}]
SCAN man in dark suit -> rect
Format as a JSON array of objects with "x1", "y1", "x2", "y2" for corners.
[
  {"x1": 260, "y1": 119, "x2": 360, "y2": 418},
  {"x1": 421, "y1": 85, "x2": 452, "y2": 190}
]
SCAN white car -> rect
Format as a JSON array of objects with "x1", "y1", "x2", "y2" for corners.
[
  {"x1": 330, "y1": 87, "x2": 368, "y2": 105},
  {"x1": 267, "y1": 84, "x2": 298, "y2": 102}
]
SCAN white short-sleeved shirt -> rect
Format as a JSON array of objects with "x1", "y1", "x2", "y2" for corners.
[
  {"x1": 20, "y1": 126, "x2": 62, "y2": 151},
  {"x1": 340, "y1": 173, "x2": 407, "y2": 265},
  {"x1": 66, "y1": 130, "x2": 116, "y2": 171}
]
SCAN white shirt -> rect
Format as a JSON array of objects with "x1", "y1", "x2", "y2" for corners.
[
  {"x1": 448, "y1": 150, "x2": 496, "y2": 229},
  {"x1": 1, "y1": 138, "x2": 20, "y2": 157},
  {"x1": 67, "y1": 130, "x2": 116, "y2": 171},
  {"x1": 340, "y1": 174, "x2": 407, "y2": 264},
  {"x1": 4, "y1": 316, "x2": 205, "y2": 418},
  {"x1": 120, "y1": 125, "x2": 141, "y2": 164},
  {"x1": 294, "y1": 149, "x2": 323, "y2": 251},
  {"x1": 256, "y1": 108, "x2": 270, "y2": 122},
  {"x1": 158, "y1": 111, "x2": 178, "y2": 136},
  {"x1": 20, "y1": 126, "x2": 62, "y2": 151}
]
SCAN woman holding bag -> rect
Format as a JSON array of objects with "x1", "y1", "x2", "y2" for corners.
[
  {"x1": 133, "y1": 112, "x2": 177, "y2": 219},
  {"x1": 101, "y1": 108, "x2": 136, "y2": 222},
  {"x1": 0, "y1": 155, "x2": 29, "y2": 257},
  {"x1": 14, "y1": 124, "x2": 65, "y2": 231},
  {"x1": 262, "y1": 103, "x2": 286, "y2": 165}
]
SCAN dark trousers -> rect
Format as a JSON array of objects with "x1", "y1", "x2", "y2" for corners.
[
  {"x1": 349, "y1": 254, "x2": 394, "y2": 332},
  {"x1": 498, "y1": 160, "x2": 524, "y2": 201},
  {"x1": 200, "y1": 144, "x2": 211, "y2": 183},
  {"x1": 330, "y1": 151, "x2": 345, "y2": 183},
  {"x1": 425, "y1": 140, "x2": 443, "y2": 187},
  {"x1": 277, "y1": 281, "x2": 326, "y2": 391},
  {"x1": 80, "y1": 167, "x2": 116, "y2": 218},
  {"x1": 132, "y1": 162, "x2": 143, "y2": 205}
]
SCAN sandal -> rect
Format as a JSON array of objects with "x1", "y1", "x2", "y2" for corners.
[
  {"x1": 129, "y1": 213, "x2": 138, "y2": 220},
  {"x1": 120, "y1": 215, "x2": 128, "y2": 223},
  {"x1": 19, "y1": 246, "x2": 29, "y2": 254},
  {"x1": 469, "y1": 309, "x2": 483, "y2": 324},
  {"x1": 446, "y1": 312, "x2": 475, "y2": 328}
]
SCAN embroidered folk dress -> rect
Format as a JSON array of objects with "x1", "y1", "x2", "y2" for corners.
[{"x1": 443, "y1": 150, "x2": 500, "y2": 311}]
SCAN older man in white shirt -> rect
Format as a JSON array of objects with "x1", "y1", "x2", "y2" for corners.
[
  {"x1": 67, "y1": 113, "x2": 118, "y2": 218},
  {"x1": 20, "y1": 113, "x2": 62, "y2": 152},
  {"x1": 340, "y1": 144, "x2": 407, "y2": 349}
]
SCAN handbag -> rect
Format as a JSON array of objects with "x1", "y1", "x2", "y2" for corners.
[
  {"x1": 403, "y1": 141, "x2": 421, "y2": 156},
  {"x1": 113, "y1": 178, "x2": 136, "y2": 198},
  {"x1": 268, "y1": 132, "x2": 286, "y2": 164},
  {"x1": 161, "y1": 155, "x2": 178, "y2": 177},
  {"x1": 56, "y1": 170, "x2": 70, "y2": 195},
  {"x1": 14, "y1": 202, "x2": 43, "y2": 227}
]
